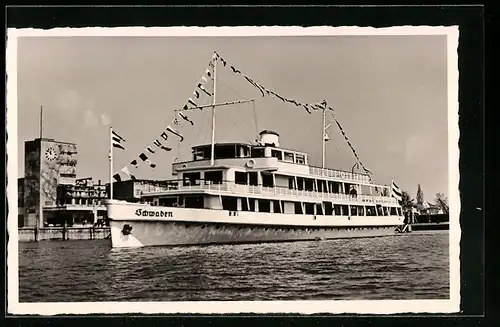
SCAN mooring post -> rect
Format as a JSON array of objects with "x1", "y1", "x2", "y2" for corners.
[
  {"x1": 63, "y1": 221, "x2": 67, "y2": 241},
  {"x1": 34, "y1": 226, "x2": 38, "y2": 242}
]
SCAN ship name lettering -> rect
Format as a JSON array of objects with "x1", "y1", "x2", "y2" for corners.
[{"x1": 135, "y1": 208, "x2": 173, "y2": 217}]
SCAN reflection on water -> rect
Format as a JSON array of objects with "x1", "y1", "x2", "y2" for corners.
[{"x1": 18, "y1": 232, "x2": 449, "y2": 302}]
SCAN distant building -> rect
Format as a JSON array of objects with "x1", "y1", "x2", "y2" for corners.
[
  {"x1": 20, "y1": 138, "x2": 108, "y2": 227},
  {"x1": 414, "y1": 202, "x2": 443, "y2": 215}
]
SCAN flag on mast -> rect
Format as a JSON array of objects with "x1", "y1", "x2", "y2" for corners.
[
  {"x1": 112, "y1": 130, "x2": 126, "y2": 150},
  {"x1": 391, "y1": 181, "x2": 403, "y2": 202}
]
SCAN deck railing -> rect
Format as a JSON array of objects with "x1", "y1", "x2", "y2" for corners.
[
  {"x1": 308, "y1": 166, "x2": 371, "y2": 183},
  {"x1": 142, "y1": 181, "x2": 397, "y2": 205}
]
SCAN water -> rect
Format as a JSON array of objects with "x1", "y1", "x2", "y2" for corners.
[{"x1": 18, "y1": 232, "x2": 449, "y2": 302}]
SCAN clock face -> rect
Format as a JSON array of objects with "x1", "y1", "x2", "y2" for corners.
[{"x1": 45, "y1": 147, "x2": 58, "y2": 161}]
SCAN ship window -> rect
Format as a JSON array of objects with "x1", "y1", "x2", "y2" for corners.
[
  {"x1": 248, "y1": 172, "x2": 258, "y2": 186},
  {"x1": 252, "y1": 148, "x2": 265, "y2": 158},
  {"x1": 351, "y1": 205, "x2": 358, "y2": 216},
  {"x1": 295, "y1": 154, "x2": 305, "y2": 164},
  {"x1": 304, "y1": 178, "x2": 314, "y2": 191},
  {"x1": 377, "y1": 205, "x2": 384, "y2": 216},
  {"x1": 159, "y1": 197, "x2": 178, "y2": 207},
  {"x1": 294, "y1": 202, "x2": 303, "y2": 214},
  {"x1": 297, "y1": 177, "x2": 304, "y2": 191},
  {"x1": 262, "y1": 173, "x2": 274, "y2": 188},
  {"x1": 273, "y1": 200, "x2": 281, "y2": 213},
  {"x1": 366, "y1": 206, "x2": 377, "y2": 216},
  {"x1": 341, "y1": 205, "x2": 349, "y2": 216},
  {"x1": 183, "y1": 172, "x2": 201, "y2": 186},
  {"x1": 317, "y1": 180, "x2": 327, "y2": 193},
  {"x1": 241, "y1": 197, "x2": 250, "y2": 211},
  {"x1": 222, "y1": 196, "x2": 237, "y2": 211},
  {"x1": 258, "y1": 199, "x2": 271, "y2": 213},
  {"x1": 284, "y1": 152, "x2": 294, "y2": 162},
  {"x1": 271, "y1": 150, "x2": 283, "y2": 160},
  {"x1": 215, "y1": 145, "x2": 237, "y2": 159},
  {"x1": 204, "y1": 171, "x2": 223, "y2": 184},
  {"x1": 397, "y1": 207, "x2": 403, "y2": 216},
  {"x1": 288, "y1": 177, "x2": 295, "y2": 189},
  {"x1": 383, "y1": 206, "x2": 389, "y2": 216},
  {"x1": 316, "y1": 203, "x2": 323, "y2": 215},
  {"x1": 305, "y1": 203, "x2": 315, "y2": 215},
  {"x1": 334, "y1": 205, "x2": 341, "y2": 216},
  {"x1": 235, "y1": 172, "x2": 247, "y2": 185},
  {"x1": 329, "y1": 181, "x2": 340, "y2": 194},
  {"x1": 358, "y1": 206, "x2": 365, "y2": 216},
  {"x1": 324, "y1": 202, "x2": 333, "y2": 215},
  {"x1": 185, "y1": 195, "x2": 204, "y2": 209},
  {"x1": 248, "y1": 198, "x2": 256, "y2": 212},
  {"x1": 390, "y1": 207, "x2": 397, "y2": 215}
]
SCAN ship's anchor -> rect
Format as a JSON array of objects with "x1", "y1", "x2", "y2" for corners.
[{"x1": 122, "y1": 224, "x2": 133, "y2": 235}]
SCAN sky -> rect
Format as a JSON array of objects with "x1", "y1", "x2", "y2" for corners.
[{"x1": 16, "y1": 34, "x2": 450, "y2": 202}]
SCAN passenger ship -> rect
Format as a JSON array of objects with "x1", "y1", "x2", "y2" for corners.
[{"x1": 106, "y1": 53, "x2": 404, "y2": 248}]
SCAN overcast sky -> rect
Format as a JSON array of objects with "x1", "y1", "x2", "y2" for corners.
[{"x1": 16, "y1": 34, "x2": 449, "y2": 201}]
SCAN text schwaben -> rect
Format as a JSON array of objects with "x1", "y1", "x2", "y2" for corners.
[{"x1": 135, "y1": 208, "x2": 173, "y2": 218}]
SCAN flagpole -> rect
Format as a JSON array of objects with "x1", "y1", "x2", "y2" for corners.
[
  {"x1": 321, "y1": 101, "x2": 326, "y2": 168},
  {"x1": 210, "y1": 52, "x2": 217, "y2": 167},
  {"x1": 109, "y1": 126, "x2": 113, "y2": 200}
]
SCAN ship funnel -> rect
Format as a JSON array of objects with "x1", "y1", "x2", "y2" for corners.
[{"x1": 258, "y1": 130, "x2": 280, "y2": 147}]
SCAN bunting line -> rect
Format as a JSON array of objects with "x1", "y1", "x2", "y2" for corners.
[{"x1": 214, "y1": 51, "x2": 329, "y2": 115}]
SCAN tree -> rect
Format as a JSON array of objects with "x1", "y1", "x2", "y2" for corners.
[
  {"x1": 416, "y1": 184, "x2": 424, "y2": 205},
  {"x1": 401, "y1": 191, "x2": 415, "y2": 213},
  {"x1": 435, "y1": 193, "x2": 449, "y2": 214}
]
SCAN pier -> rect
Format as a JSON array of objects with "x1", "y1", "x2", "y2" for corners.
[{"x1": 18, "y1": 226, "x2": 111, "y2": 242}]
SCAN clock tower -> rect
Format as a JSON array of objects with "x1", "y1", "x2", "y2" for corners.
[{"x1": 23, "y1": 138, "x2": 78, "y2": 227}]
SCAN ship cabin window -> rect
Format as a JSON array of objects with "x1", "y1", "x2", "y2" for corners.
[
  {"x1": 334, "y1": 204, "x2": 342, "y2": 216},
  {"x1": 183, "y1": 172, "x2": 201, "y2": 186},
  {"x1": 304, "y1": 202, "x2": 315, "y2": 215},
  {"x1": 324, "y1": 202, "x2": 334, "y2": 215},
  {"x1": 341, "y1": 205, "x2": 349, "y2": 216},
  {"x1": 351, "y1": 205, "x2": 358, "y2": 216},
  {"x1": 204, "y1": 171, "x2": 223, "y2": 184},
  {"x1": 248, "y1": 172, "x2": 258, "y2": 186},
  {"x1": 248, "y1": 198, "x2": 256, "y2": 211},
  {"x1": 159, "y1": 197, "x2": 178, "y2": 207},
  {"x1": 397, "y1": 207, "x2": 403, "y2": 216},
  {"x1": 296, "y1": 177, "x2": 304, "y2": 190},
  {"x1": 214, "y1": 145, "x2": 238, "y2": 159},
  {"x1": 235, "y1": 171, "x2": 247, "y2": 185},
  {"x1": 271, "y1": 150, "x2": 283, "y2": 160},
  {"x1": 366, "y1": 206, "x2": 377, "y2": 216},
  {"x1": 284, "y1": 152, "x2": 294, "y2": 162},
  {"x1": 304, "y1": 178, "x2": 314, "y2": 192},
  {"x1": 383, "y1": 206, "x2": 389, "y2": 216},
  {"x1": 239, "y1": 145, "x2": 251, "y2": 158},
  {"x1": 390, "y1": 207, "x2": 397, "y2": 216},
  {"x1": 184, "y1": 195, "x2": 204, "y2": 209},
  {"x1": 221, "y1": 196, "x2": 238, "y2": 211},
  {"x1": 288, "y1": 177, "x2": 295, "y2": 189},
  {"x1": 261, "y1": 173, "x2": 274, "y2": 188},
  {"x1": 377, "y1": 205, "x2": 384, "y2": 216},
  {"x1": 317, "y1": 180, "x2": 327, "y2": 193},
  {"x1": 252, "y1": 147, "x2": 265, "y2": 158},
  {"x1": 295, "y1": 154, "x2": 305, "y2": 165},
  {"x1": 241, "y1": 197, "x2": 250, "y2": 211},
  {"x1": 273, "y1": 200, "x2": 281, "y2": 213},
  {"x1": 294, "y1": 202, "x2": 303, "y2": 214},
  {"x1": 358, "y1": 206, "x2": 365, "y2": 216},
  {"x1": 316, "y1": 203, "x2": 323, "y2": 215},
  {"x1": 258, "y1": 199, "x2": 271, "y2": 213}
]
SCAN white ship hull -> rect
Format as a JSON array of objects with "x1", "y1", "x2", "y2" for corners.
[{"x1": 107, "y1": 200, "x2": 404, "y2": 248}]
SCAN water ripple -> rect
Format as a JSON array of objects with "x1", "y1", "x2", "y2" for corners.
[{"x1": 18, "y1": 232, "x2": 450, "y2": 302}]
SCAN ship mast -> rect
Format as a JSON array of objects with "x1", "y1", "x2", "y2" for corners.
[
  {"x1": 321, "y1": 100, "x2": 328, "y2": 168},
  {"x1": 210, "y1": 55, "x2": 217, "y2": 166}
]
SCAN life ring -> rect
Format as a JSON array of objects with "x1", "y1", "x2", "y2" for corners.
[{"x1": 246, "y1": 159, "x2": 256, "y2": 168}]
